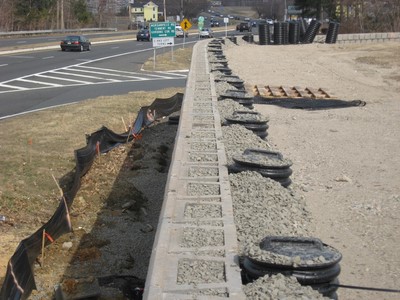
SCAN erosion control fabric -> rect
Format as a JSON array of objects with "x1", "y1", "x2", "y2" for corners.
[{"x1": 0, "y1": 93, "x2": 183, "y2": 300}]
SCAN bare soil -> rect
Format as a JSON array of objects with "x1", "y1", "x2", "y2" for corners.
[{"x1": 224, "y1": 40, "x2": 400, "y2": 300}]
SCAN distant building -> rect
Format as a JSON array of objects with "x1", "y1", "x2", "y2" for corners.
[
  {"x1": 144, "y1": 1, "x2": 159, "y2": 22},
  {"x1": 129, "y1": 1, "x2": 159, "y2": 23}
]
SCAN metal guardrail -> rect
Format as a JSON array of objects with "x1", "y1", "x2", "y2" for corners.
[{"x1": 0, "y1": 28, "x2": 117, "y2": 37}]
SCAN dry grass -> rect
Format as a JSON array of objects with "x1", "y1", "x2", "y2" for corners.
[
  {"x1": 220, "y1": 6, "x2": 258, "y2": 19},
  {"x1": 143, "y1": 46, "x2": 193, "y2": 71},
  {"x1": 0, "y1": 89, "x2": 182, "y2": 225}
]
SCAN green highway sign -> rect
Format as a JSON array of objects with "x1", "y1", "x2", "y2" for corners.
[
  {"x1": 198, "y1": 16, "x2": 204, "y2": 31},
  {"x1": 149, "y1": 22, "x2": 176, "y2": 38}
]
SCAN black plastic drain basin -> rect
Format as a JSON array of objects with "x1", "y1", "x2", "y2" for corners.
[{"x1": 243, "y1": 257, "x2": 341, "y2": 284}]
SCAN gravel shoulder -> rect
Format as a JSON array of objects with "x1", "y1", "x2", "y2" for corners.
[{"x1": 224, "y1": 39, "x2": 400, "y2": 300}]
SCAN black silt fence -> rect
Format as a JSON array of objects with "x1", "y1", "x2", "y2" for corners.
[
  {"x1": 301, "y1": 19, "x2": 322, "y2": 44},
  {"x1": 325, "y1": 22, "x2": 340, "y2": 44},
  {"x1": 0, "y1": 93, "x2": 184, "y2": 300}
]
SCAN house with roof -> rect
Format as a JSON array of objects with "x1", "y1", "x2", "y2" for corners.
[{"x1": 129, "y1": 1, "x2": 159, "y2": 24}]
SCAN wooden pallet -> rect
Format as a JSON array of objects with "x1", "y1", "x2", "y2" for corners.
[{"x1": 253, "y1": 85, "x2": 336, "y2": 99}]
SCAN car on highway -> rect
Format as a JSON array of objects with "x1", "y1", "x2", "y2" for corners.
[
  {"x1": 60, "y1": 35, "x2": 91, "y2": 52},
  {"x1": 266, "y1": 19, "x2": 274, "y2": 25},
  {"x1": 176, "y1": 26, "x2": 188, "y2": 38},
  {"x1": 237, "y1": 22, "x2": 251, "y2": 32},
  {"x1": 210, "y1": 20, "x2": 220, "y2": 27},
  {"x1": 199, "y1": 28, "x2": 214, "y2": 38},
  {"x1": 136, "y1": 29, "x2": 151, "y2": 41}
]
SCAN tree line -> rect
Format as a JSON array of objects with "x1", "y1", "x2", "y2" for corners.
[
  {"x1": 0, "y1": 0, "x2": 209, "y2": 32},
  {"x1": 1, "y1": 0, "x2": 398, "y2": 33},
  {"x1": 0, "y1": 0, "x2": 96, "y2": 31},
  {"x1": 254, "y1": 0, "x2": 400, "y2": 33}
]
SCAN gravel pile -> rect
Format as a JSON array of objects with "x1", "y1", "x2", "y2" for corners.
[
  {"x1": 243, "y1": 273, "x2": 326, "y2": 300},
  {"x1": 229, "y1": 171, "x2": 311, "y2": 253},
  {"x1": 206, "y1": 39, "x2": 331, "y2": 299}
]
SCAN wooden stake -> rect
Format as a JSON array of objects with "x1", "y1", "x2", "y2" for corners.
[
  {"x1": 121, "y1": 116, "x2": 127, "y2": 132},
  {"x1": 27, "y1": 138, "x2": 33, "y2": 163},
  {"x1": 126, "y1": 127, "x2": 131, "y2": 144},
  {"x1": 96, "y1": 141, "x2": 101, "y2": 162},
  {"x1": 51, "y1": 174, "x2": 64, "y2": 198},
  {"x1": 41, "y1": 229, "x2": 46, "y2": 267}
]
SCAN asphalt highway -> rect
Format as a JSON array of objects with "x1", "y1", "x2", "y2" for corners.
[
  {"x1": 0, "y1": 28, "x2": 238, "y2": 120},
  {"x1": 0, "y1": 38, "x2": 189, "y2": 119}
]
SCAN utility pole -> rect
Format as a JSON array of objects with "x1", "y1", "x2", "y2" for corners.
[
  {"x1": 284, "y1": 0, "x2": 287, "y2": 21},
  {"x1": 180, "y1": 0, "x2": 183, "y2": 21},
  {"x1": 61, "y1": 0, "x2": 64, "y2": 30},
  {"x1": 57, "y1": 0, "x2": 60, "y2": 29},
  {"x1": 163, "y1": 0, "x2": 167, "y2": 21}
]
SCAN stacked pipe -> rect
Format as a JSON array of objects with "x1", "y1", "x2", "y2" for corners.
[
  {"x1": 228, "y1": 148, "x2": 292, "y2": 187},
  {"x1": 301, "y1": 19, "x2": 322, "y2": 44},
  {"x1": 325, "y1": 22, "x2": 340, "y2": 44},
  {"x1": 219, "y1": 89, "x2": 254, "y2": 109},
  {"x1": 289, "y1": 21, "x2": 300, "y2": 44},
  {"x1": 242, "y1": 236, "x2": 342, "y2": 299},
  {"x1": 273, "y1": 22, "x2": 289, "y2": 45},
  {"x1": 258, "y1": 23, "x2": 271, "y2": 45},
  {"x1": 225, "y1": 111, "x2": 269, "y2": 140}
]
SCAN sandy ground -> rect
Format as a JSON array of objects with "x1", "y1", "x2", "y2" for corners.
[{"x1": 224, "y1": 40, "x2": 400, "y2": 299}]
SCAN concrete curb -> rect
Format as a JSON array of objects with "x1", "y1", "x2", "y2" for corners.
[{"x1": 143, "y1": 39, "x2": 245, "y2": 299}]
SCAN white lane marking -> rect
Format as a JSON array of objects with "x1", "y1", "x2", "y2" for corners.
[
  {"x1": 158, "y1": 71, "x2": 188, "y2": 77},
  {"x1": 111, "y1": 46, "x2": 120, "y2": 49},
  {"x1": 17, "y1": 41, "x2": 27, "y2": 44},
  {"x1": 79, "y1": 65, "x2": 144, "y2": 75},
  {"x1": 35, "y1": 74, "x2": 92, "y2": 84},
  {"x1": 74, "y1": 66, "x2": 153, "y2": 80},
  {"x1": 0, "y1": 46, "x2": 191, "y2": 93},
  {"x1": 0, "y1": 83, "x2": 28, "y2": 90},
  {"x1": 76, "y1": 66, "x2": 173, "y2": 78},
  {"x1": 0, "y1": 64, "x2": 8, "y2": 67},
  {"x1": 50, "y1": 70, "x2": 118, "y2": 80},
  {"x1": 0, "y1": 101, "x2": 80, "y2": 121},
  {"x1": 7, "y1": 55, "x2": 35, "y2": 59},
  {"x1": 80, "y1": 65, "x2": 174, "y2": 79},
  {"x1": 42, "y1": 56, "x2": 54, "y2": 60},
  {"x1": 68, "y1": 67, "x2": 142, "y2": 80},
  {"x1": 0, "y1": 76, "x2": 179, "y2": 94},
  {"x1": 17, "y1": 78, "x2": 62, "y2": 87}
]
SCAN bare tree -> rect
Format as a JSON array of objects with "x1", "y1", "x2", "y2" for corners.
[
  {"x1": 0, "y1": 0, "x2": 15, "y2": 31},
  {"x1": 166, "y1": 0, "x2": 208, "y2": 20}
]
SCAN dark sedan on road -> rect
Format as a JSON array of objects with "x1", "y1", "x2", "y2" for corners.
[
  {"x1": 60, "y1": 35, "x2": 91, "y2": 51},
  {"x1": 136, "y1": 29, "x2": 151, "y2": 41}
]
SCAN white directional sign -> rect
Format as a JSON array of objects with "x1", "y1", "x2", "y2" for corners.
[{"x1": 152, "y1": 37, "x2": 175, "y2": 47}]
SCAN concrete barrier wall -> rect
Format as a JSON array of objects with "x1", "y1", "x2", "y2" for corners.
[{"x1": 336, "y1": 32, "x2": 400, "y2": 43}]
